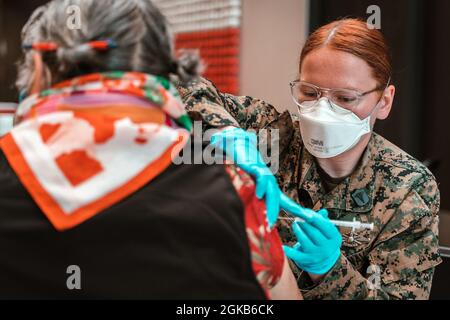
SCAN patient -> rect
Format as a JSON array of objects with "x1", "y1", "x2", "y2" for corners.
[{"x1": 0, "y1": 0, "x2": 300, "y2": 299}]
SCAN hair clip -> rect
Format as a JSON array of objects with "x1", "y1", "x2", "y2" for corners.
[
  {"x1": 87, "y1": 40, "x2": 118, "y2": 51},
  {"x1": 22, "y1": 42, "x2": 58, "y2": 52},
  {"x1": 22, "y1": 40, "x2": 118, "y2": 52}
]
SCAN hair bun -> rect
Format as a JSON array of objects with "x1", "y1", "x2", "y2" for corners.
[
  {"x1": 55, "y1": 44, "x2": 97, "y2": 75},
  {"x1": 174, "y1": 49, "x2": 204, "y2": 84}
]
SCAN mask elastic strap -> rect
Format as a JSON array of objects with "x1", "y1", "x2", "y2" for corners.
[{"x1": 365, "y1": 76, "x2": 392, "y2": 120}]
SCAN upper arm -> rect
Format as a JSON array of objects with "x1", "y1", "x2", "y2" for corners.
[
  {"x1": 224, "y1": 164, "x2": 288, "y2": 297},
  {"x1": 220, "y1": 93, "x2": 284, "y2": 131},
  {"x1": 177, "y1": 77, "x2": 287, "y2": 131},
  {"x1": 369, "y1": 176, "x2": 441, "y2": 299},
  {"x1": 270, "y1": 256, "x2": 303, "y2": 300}
]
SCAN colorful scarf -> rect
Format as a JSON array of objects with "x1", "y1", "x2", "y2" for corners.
[{"x1": 0, "y1": 72, "x2": 191, "y2": 231}]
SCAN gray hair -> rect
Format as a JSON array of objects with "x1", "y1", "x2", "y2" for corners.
[{"x1": 16, "y1": 0, "x2": 201, "y2": 91}]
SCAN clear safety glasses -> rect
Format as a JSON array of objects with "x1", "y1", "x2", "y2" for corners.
[{"x1": 289, "y1": 80, "x2": 386, "y2": 114}]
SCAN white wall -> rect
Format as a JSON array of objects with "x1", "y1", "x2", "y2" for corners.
[{"x1": 240, "y1": 0, "x2": 309, "y2": 113}]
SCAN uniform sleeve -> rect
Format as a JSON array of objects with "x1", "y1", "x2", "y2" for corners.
[
  {"x1": 299, "y1": 176, "x2": 442, "y2": 300},
  {"x1": 177, "y1": 77, "x2": 297, "y2": 158},
  {"x1": 224, "y1": 164, "x2": 285, "y2": 297},
  {"x1": 177, "y1": 77, "x2": 290, "y2": 131}
]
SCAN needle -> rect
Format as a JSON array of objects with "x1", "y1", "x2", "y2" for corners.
[{"x1": 278, "y1": 217, "x2": 374, "y2": 231}]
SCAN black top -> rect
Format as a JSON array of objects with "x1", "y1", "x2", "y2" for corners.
[{"x1": 0, "y1": 144, "x2": 265, "y2": 299}]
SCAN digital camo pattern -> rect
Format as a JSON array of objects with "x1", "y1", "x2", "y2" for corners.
[{"x1": 177, "y1": 77, "x2": 442, "y2": 300}]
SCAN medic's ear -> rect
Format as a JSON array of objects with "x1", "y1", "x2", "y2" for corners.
[{"x1": 376, "y1": 85, "x2": 395, "y2": 120}]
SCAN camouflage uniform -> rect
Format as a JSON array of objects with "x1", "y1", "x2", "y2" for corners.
[{"x1": 176, "y1": 77, "x2": 442, "y2": 300}]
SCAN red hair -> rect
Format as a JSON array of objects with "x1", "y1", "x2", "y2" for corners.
[{"x1": 300, "y1": 18, "x2": 392, "y2": 87}]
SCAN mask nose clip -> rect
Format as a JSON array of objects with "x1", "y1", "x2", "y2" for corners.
[
  {"x1": 298, "y1": 97, "x2": 334, "y2": 114},
  {"x1": 316, "y1": 97, "x2": 334, "y2": 110}
]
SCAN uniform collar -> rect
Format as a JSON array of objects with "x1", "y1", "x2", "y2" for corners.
[{"x1": 299, "y1": 133, "x2": 381, "y2": 214}]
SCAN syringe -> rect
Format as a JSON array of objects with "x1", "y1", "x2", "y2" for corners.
[{"x1": 279, "y1": 217, "x2": 374, "y2": 231}]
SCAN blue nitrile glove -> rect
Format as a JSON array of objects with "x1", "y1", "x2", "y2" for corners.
[
  {"x1": 211, "y1": 127, "x2": 298, "y2": 228},
  {"x1": 283, "y1": 208, "x2": 342, "y2": 275}
]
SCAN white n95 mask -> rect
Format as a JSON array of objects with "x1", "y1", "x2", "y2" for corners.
[{"x1": 298, "y1": 98, "x2": 372, "y2": 159}]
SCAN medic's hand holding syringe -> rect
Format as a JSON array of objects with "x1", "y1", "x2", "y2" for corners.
[
  {"x1": 278, "y1": 194, "x2": 349, "y2": 276},
  {"x1": 279, "y1": 193, "x2": 374, "y2": 231},
  {"x1": 211, "y1": 127, "x2": 365, "y2": 277}
]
